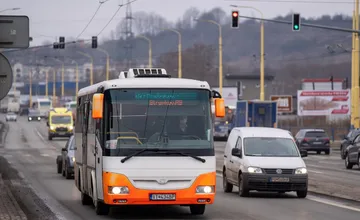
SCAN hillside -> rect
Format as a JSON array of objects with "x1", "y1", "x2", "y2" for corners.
[{"x1": 2, "y1": 7, "x2": 355, "y2": 93}]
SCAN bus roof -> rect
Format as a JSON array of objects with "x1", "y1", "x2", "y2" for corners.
[{"x1": 78, "y1": 78, "x2": 211, "y2": 96}]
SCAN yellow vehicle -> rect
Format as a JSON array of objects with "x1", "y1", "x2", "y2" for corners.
[{"x1": 46, "y1": 108, "x2": 74, "y2": 140}]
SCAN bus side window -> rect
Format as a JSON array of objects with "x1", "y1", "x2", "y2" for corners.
[{"x1": 75, "y1": 97, "x2": 83, "y2": 133}]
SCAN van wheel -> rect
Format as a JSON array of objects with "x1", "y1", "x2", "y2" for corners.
[
  {"x1": 95, "y1": 201, "x2": 110, "y2": 215},
  {"x1": 189, "y1": 204, "x2": 205, "y2": 215},
  {"x1": 325, "y1": 150, "x2": 330, "y2": 155},
  {"x1": 81, "y1": 192, "x2": 92, "y2": 205},
  {"x1": 238, "y1": 173, "x2": 249, "y2": 197},
  {"x1": 222, "y1": 170, "x2": 233, "y2": 193},
  {"x1": 65, "y1": 165, "x2": 72, "y2": 179},
  {"x1": 48, "y1": 135, "x2": 52, "y2": 141},
  {"x1": 57, "y1": 162, "x2": 62, "y2": 174},
  {"x1": 345, "y1": 154, "x2": 354, "y2": 169},
  {"x1": 297, "y1": 189, "x2": 307, "y2": 198}
]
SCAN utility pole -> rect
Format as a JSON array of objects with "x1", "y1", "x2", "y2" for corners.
[
  {"x1": 354, "y1": 0, "x2": 360, "y2": 128},
  {"x1": 124, "y1": 0, "x2": 134, "y2": 69}
]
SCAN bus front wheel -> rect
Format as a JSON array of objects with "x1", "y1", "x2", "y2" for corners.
[{"x1": 95, "y1": 201, "x2": 110, "y2": 215}]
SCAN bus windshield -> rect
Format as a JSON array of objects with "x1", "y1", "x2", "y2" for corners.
[
  {"x1": 51, "y1": 115, "x2": 72, "y2": 124},
  {"x1": 104, "y1": 89, "x2": 213, "y2": 155}
]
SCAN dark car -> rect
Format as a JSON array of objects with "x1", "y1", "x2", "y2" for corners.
[
  {"x1": 28, "y1": 110, "x2": 42, "y2": 121},
  {"x1": 295, "y1": 129, "x2": 330, "y2": 155},
  {"x1": 344, "y1": 134, "x2": 360, "y2": 169},
  {"x1": 56, "y1": 135, "x2": 75, "y2": 179},
  {"x1": 340, "y1": 129, "x2": 360, "y2": 159}
]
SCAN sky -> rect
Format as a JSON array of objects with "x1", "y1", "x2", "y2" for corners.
[{"x1": 0, "y1": 0, "x2": 356, "y2": 46}]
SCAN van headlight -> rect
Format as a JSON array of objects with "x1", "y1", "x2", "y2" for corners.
[
  {"x1": 196, "y1": 186, "x2": 215, "y2": 194},
  {"x1": 247, "y1": 167, "x2": 263, "y2": 173},
  {"x1": 50, "y1": 126, "x2": 55, "y2": 130},
  {"x1": 295, "y1": 167, "x2": 307, "y2": 174},
  {"x1": 69, "y1": 126, "x2": 73, "y2": 130},
  {"x1": 72, "y1": 157, "x2": 75, "y2": 162},
  {"x1": 108, "y1": 186, "x2": 129, "y2": 194}
]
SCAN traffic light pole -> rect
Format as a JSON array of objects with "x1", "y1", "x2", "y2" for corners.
[{"x1": 237, "y1": 15, "x2": 360, "y2": 34}]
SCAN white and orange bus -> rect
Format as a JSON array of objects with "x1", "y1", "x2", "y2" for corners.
[{"x1": 74, "y1": 68, "x2": 225, "y2": 216}]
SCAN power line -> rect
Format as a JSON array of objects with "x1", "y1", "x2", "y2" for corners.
[
  {"x1": 97, "y1": 0, "x2": 138, "y2": 36},
  {"x1": 225, "y1": 0, "x2": 354, "y2": 4},
  {"x1": 76, "y1": 1, "x2": 109, "y2": 39}
]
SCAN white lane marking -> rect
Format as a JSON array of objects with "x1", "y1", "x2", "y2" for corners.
[
  {"x1": 40, "y1": 154, "x2": 49, "y2": 157},
  {"x1": 35, "y1": 128, "x2": 56, "y2": 150},
  {"x1": 308, "y1": 169, "x2": 323, "y2": 174},
  {"x1": 215, "y1": 172, "x2": 360, "y2": 212},
  {"x1": 24, "y1": 154, "x2": 31, "y2": 157}
]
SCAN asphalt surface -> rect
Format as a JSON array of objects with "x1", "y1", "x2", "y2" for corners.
[{"x1": 1, "y1": 115, "x2": 360, "y2": 220}]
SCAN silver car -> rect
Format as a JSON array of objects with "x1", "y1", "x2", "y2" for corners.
[{"x1": 5, "y1": 112, "x2": 17, "y2": 122}]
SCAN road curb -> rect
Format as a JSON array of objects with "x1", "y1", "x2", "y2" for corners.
[
  {"x1": 0, "y1": 121, "x2": 9, "y2": 148},
  {"x1": 215, "y1": 169, "x2": 360, "y2": 202}
]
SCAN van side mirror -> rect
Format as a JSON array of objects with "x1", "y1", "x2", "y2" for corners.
[
  {"x1": 231, "y1": 148, "x2": 242, "y2": 158},
  {"x1": 61, "y1": 148, "x2": 67, "y2": 152},
  {"x1": 300, "y1": 150, "x2": 307, "y2": 158},
  {"x1": 46, "y1": 121, "x2": 49, "y2": 126}
]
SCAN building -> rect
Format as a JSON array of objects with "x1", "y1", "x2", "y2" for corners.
[{"x1": 223, "y1": 74, "x2": 275, "y2": 100}]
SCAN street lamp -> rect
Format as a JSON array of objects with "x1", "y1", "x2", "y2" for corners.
[
  {"x1": 137, "y1": 35, "x2": 152, "y2": 68},
  {"x1": 160, "y1": 28, "x2": 182, "y2": 78},
  {"x1": 77, "y1": 51, "x2": 94, "y2": 85},
  {"x1": 97, "y1": 48, "x2": 110, "y2": 80},
  {"x1": 194, "y1": 18, "x2": 223, "y2": 96},
  {"x1": 0, "y1": 8, "x2": 20, "y2": 13},
  {"x1": 230, "y1": 5, "x2": 265, "y2": 101}
]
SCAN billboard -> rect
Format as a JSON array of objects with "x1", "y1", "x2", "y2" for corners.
[
  {"x1": 270, "y1": 95, "x2": 293, "y2": 113},
  {"x1": 212, "y1": 87, "x2": 237, "y2": 107},
  {"x1": 297, "y1": 90, "x2": 350, "y2": 116}
]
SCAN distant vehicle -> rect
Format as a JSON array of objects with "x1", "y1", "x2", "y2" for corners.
[
  {"x1": 46, "y1": 108, "x2": 74, "y2": 140},
  {"x1": 28, "y1": 110, "x2": 42, "y2": 121},
  {"x1": 212, "y1": 105, "x2": 234, "y2": 141},
  {"x1": 0, "y1": 96, "x2": 9, "y2": 113},
  {"x1": 294, "y1": 129, "x2": 330, "y2": 155},
  {"x1": 343, "y1": 133, "x2": 360, "y2": 169},
  {"x1": 222, "y1": 127, "x2": 308, "y2": 198},
  {"x1": 56, "y1": 135, "x2": 75, "y2": 179},
  {"x1": 5, "y1": 112, "x2": 17, "y2": 122},
  {"x1": 33, "y1": 98, "x2": 52, "y2": 118},
  {"x1": 340, "y1": 129, "x2": 360, "y2": 159}
]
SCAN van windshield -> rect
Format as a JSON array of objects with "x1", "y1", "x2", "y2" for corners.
[
  {"x1": 243, "y1": 137, "x2": 299, "y2": 157},
  {"x1": 51, "y1": 115, "x2": 72, "y2": 124}
]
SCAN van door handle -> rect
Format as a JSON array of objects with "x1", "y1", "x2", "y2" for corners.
[
  {"x1": 230, "y1": 160, "x2": 233, "y2": 163},
  {"x1": 224, "y1": 155, "x2": 227, "y2": 158}
]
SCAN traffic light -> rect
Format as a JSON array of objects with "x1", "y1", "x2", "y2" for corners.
[
  {"x1": 53, "y1": 42, "x2": 59, "y2": 49},
  {"x1": 292, "y1": 13, "x2": 301, "y2": 31},
  {"x1": 231, "y1": 10, "x2": 239, "y2": 28},
  {"x1": 59, "y1": 36, "x2": 65, "y2": 49},
  {"x1": 92, "y1": 36, "x2": 97, "y2": 49}
]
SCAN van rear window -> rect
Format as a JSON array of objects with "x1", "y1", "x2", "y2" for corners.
[{"x1": 305, "y1": 131, "x2": 327, "y2": 138}]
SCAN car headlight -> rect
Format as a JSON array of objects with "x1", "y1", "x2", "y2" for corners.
[
  {"x1": 196, "y1": 186, "x2": 215, "y2": 194},
  {"x1": 295, "y1": 167, "x2": 307, "y2": 174},
  {"x1": 28, "y1": 117, "x2": 32, "y2": 120},
  {"x1": 108, "y1": 186, "x2": 129, "y2": 194},
  {"x1": 72, "y1": 157, "x2": 75, "y2": 162},
  {"x1": 50, "y1": 126, "x2": 55, "y2": 130},
  {"x1": 247, "y1": 167, "x2": 263, "y2": 174},
  {"x1": 38, "y1": 117, "x2": 41, "y2": 120}
]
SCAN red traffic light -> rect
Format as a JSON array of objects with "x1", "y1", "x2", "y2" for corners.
[{"x1": 232, "y1": 11, "x2": 238, "y2": 17}]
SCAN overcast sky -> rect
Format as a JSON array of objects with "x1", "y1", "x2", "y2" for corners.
[{"x1": 1, "y1": 0, "x2": 355, "y2": 46}]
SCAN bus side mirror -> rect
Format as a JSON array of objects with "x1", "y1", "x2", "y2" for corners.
[
  {"x1": 92, "y1": 93, "x2": 104, "y2": 119},
  {"x1": 214, "y1": 98, "x2": 225, "y2": 118}
]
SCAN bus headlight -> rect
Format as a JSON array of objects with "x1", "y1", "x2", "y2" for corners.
[
  {"x1": 108, "y1": 186, "x2": 129, "y2": 194},
  {"x1": 295, "y1": 167, "x2": 307, "y2": 174},
  {"x1": 196, "y1": 186, "x2": 215, "y2": 194}
]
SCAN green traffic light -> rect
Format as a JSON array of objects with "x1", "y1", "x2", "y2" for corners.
[{"x1": 294, "y1": 25, "x2": 299, "y2": 30}]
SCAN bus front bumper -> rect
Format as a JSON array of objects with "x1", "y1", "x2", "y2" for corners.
[{"x1": 102, "y1": 171, "x2": 216, "y2": 205}]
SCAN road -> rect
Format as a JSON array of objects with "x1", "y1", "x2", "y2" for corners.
[{"x1": 1, "y1": 116, "x2": 360, "y2": 220}]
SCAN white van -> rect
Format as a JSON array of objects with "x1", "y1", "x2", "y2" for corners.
[{"x1": 222, "y1": 127, "x2": 308, "y2": 198}]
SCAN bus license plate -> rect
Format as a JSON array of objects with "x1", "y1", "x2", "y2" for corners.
[
  {"x1": 59, "y1": 132, "x2": 65, "y2": 135},
  {"x1": 150, "y1": 193, "x2": 176, "y2": 201},
  {"x1": 269, "y1": 177, "x2": 290, "y2": 182}
]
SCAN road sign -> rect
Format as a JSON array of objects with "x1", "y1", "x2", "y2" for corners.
[
  {"x1": 0, "y1": 53, "x2": 13, "y2": 100},
  {"x1": 270, "y1": 95, "x2": 293, "y2": 113},
  {"x1": 0, "y1": 15, "x2": 30, "y2": 48}
]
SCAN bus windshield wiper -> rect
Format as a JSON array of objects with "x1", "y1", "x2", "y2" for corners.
[
  {"x1": 120, "y1": 148, "x2": 161, "y2": 163},
  {"x1": 160, "y1": 149, "x2": 206, "y2": 163}
]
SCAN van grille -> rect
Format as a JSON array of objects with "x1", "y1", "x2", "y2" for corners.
[{"x1": 263, "y1": 169, "x2": 294, "y2": 175}]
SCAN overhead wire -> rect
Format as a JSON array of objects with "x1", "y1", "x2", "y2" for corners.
[
  {"x1": 96, "y1": 0, "x2": 139, "y2": 36},
  {"x1": 225, "y1": 0, "x2": 354, "y2": 4}
]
